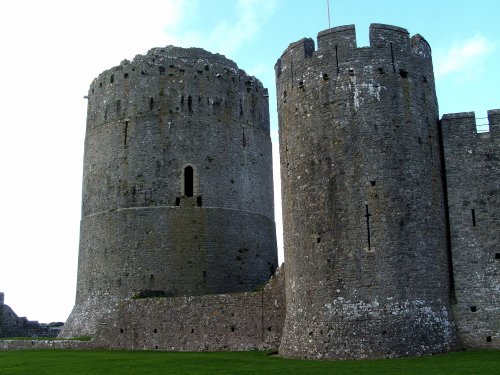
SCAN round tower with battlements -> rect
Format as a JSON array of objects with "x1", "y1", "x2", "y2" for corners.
[
  {"x1": 61, "y1": 46, "x2": 277, "y2": 338},
  {"x1": 276, "y1": 24, "x2": 459, "y2": 359}
]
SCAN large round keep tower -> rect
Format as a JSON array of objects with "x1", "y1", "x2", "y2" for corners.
[
  {"x1": 62, "y1": 46, "x2": 277, "y2": 337},
  {"x1": 276, "y1": 24, "x2": 459, "y2": 359}
]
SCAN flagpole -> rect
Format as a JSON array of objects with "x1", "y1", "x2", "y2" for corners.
[{"x1": 327, "y1": 0, "x2": 331, "y2": 29}]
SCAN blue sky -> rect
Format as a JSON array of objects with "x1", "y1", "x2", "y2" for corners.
[{"x1": 0, "y1": 0, "x2": 498, "y2": 323}]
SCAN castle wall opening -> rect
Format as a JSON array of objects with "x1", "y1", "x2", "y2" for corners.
[{"x1": 184, "y1": 166, "x2": 194, "y2": 197}]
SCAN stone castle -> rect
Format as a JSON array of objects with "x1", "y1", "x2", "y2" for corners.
[{"x1": 2, "y1": 23, "x2": 497, "y2": 359}]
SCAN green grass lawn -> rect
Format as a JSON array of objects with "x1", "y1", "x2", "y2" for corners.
[{"x1": 0, "y1": 349, "x2": 498, "y2": 375}]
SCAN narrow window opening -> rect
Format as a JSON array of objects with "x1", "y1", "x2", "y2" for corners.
[
  {"x1": 471, "y1": 209, "x2": 476, "y2": 226},
  {"x1": 120, "y1": 328, "x2": 124, "y2": 333},
  {"x1": 267, "y1": 327, "x2": 272, "y2": 331},
  {"x1": 149, "y1": 97, "x2": 154, "y2": 111},
  {"x1": 470, "y1": 306, "x2": 477, "y2": 312},
  {"x1": 110, "y1": 74, "x2": 114, "y2": 83},
  {"x1": 175, "y1": 197, "x2": 180, "y2": 206},
  {"x1": 191, "y1": 328, "x2": 194, "y2": 333},
  {"x1": 322, "y1": 73, "x2": 329, "y2": 80},
  {"x1": 159, "y1": 66, "x2": 165, "y2": 75},
  {"x1": 203, "y1": 270, "x2": 206, "y2": 278},
  {"x1": 370, "y1": 181, "x2": 376, "y2": 187},
  {"x1": 99, "y1": 82, "x2": 103, "y2": 88},
  {"x1": 335, "y1": 45, "x2": 339, "y2": 74},
  {"x1": 181, "y1": 95, "x2": 184, "y2": 107},
  {"x1": 188, "y1": 96, "x2": 193, "y2": 112},
  {"x1": 399, "y1": 69, "x2": 408, "y2": 79},
  {"x1": 283, "y1": 90, "x2": 287, "y2": 98},
  {"x1": 184, "y1": 166, "x2": 194, "y2": 197},
  {"x1": 141, "y1": 70, "x2": 146, "y2": 75},
  {"x1": 196, "y1": 196, "x2": 202, "y2": 207},
  {"x1": 204, "y1": 64, "x2": 209, "y2": 71},
  {"x1": 378, "y1": 67, "x2": 385, "y2": 74},
  {"x1": 422, "y1": 75, "x2": 427, "y2": 83},
  {"x1": 153, "y1": 329, "x2": 158, "y2": 333},
  {"x1": 124, "y1": 121, "x2": 129, "y2": 146},
  {"x1": 316, "y1": 237, "x2": 321, "y2": 243},
  {"x1": 365, "y1": 205, "x2": 372, "y2": 250},
  {"x1": 390, "y1": 43, "x2": 396, "y2": 73},
  {"x1": 231, "y1": 326, "x2": 235, "y2": 332},
  {"x1": 155, "y1": 345, "x2": 158, "y2": 349},
  {"x1": 486, "y1": 336, "x2": 492, "y2": 343},
  {"x1": 124, "y1": 73, "x2": 129, "y2": 79},
  {"x1": 116, "y1": 100, "x2": 121, "y2": 113},
  {"x1": 495, "y1": 253, "x2": 500, "y2": 260},
  {"x1": 349, "y1": 68, "x2": 355, "y2": 76},
  {"x1": 242, "y1": 128, "x2": 246, "y2": 147}
]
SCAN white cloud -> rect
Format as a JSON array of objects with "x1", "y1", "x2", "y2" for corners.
[
  {"x1": 174, "y1": 0, "x2": 278, "y2": 58},
  {"x1": 435, "y1": 34, "x2": 495, "y2": 81}
]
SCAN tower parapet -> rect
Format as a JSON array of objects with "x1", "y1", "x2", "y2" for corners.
[
  {"x1": 276, "y1": 24, "x2": 459, "y2": 359},
  {"x1": 0, "y1": 293, "x2": 4, "y2": 306}
]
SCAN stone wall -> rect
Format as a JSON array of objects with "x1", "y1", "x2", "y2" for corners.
[
  {"x1": 91, "y1": 265, "x2": 285, "y2": 351},
  {"x1": 0, "y1": 294, "x2": 58, "y2": 338},
  {"x1": 440, "y1": 110, "x2": 500, "y2": 348},
  {"x1": 0, "y1": 340, "x2": 92, "y2": 350},
  {"x1": 61, "y1": 46, "x2": 277, "y2": 338},
  {"x1": 276, "y1": 24, "x2": 458, "y2": 359}
]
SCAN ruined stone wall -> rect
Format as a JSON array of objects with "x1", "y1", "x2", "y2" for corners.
[
  {"x1": 61, "y1": 46, "x2": 277, "y2": 338},
  {"x1": 91, "y1": 265, "x2": 285, "y2": 351},
  {"x1": 0, "y1": 340, "x2": 93, "y2": 350},
  {"x1": 0, "y1": 294, "x2": 56, "y2": 338},
  {"x1": 276, "y1": 24, "x2": 458, "y2": 359},
  {"x1": 440, "y1": 110, "x2": 500, "y2": 348}
]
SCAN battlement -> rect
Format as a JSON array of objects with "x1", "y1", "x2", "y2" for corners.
[
  {"x1": 276, "y1": 23, "x2": 433, "y2": 79},
  {"x1": 281, "y1": 23, "x2": 431, "y2": 58},
  {"x1": 441, "y1": 109, "x2": 500, "y2": 140},
  {"x1": 0, "y1": 292, "x2": 4, "y2": 305},
  {"x1": 317, "y1": 25, "x2": 357, "y2": 51}
]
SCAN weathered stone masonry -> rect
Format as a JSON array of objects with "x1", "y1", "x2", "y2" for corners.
[
  {"x1": 0, "y1": 293, "x2": 59, "y2": 338},
  {"x1": 91, "y1": 266, "x2": 285, "y2": 351},
  {"x1": 3, "y1": 23, "x2": 496, "y2": 359},
  {"x1": 60, "y1": 46, "x2": 278, "y2": 338},
  {"x1": 441, "y1": 110, "x2": 500, "y2": 348},
  {"x1": 276, "y1": 24, "x2": 459, "y2": 359}
]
